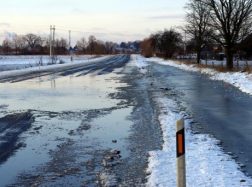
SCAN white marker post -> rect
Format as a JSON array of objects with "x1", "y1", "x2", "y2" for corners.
[{"x1": 176, "y1": 119, "x2": 186, "y2": 187}]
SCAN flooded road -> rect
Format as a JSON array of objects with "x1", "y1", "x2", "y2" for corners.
[
  {"x1": 2, "y1": 54, "x2": 252, "y2": 186},
  {"x1": 0, "y1": 55, "x2": 162, "y2": 186}
]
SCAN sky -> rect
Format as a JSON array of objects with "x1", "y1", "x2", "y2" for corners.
[{"x1": 0, "y1": 0, "x2": 187, "y2": 43}]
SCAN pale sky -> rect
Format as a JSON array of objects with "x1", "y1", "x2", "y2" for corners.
[{"x1": 0, "y1": 0, "x2": 187, "y2": 43}]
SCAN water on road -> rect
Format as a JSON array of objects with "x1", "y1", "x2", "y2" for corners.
[
  {"x1": 0, "y1": 55, "x2": 163, "y2": 186},
  {"x1": 149, "y1": 62, "x2": 252, "y2": 177},
  {"x1": 1, "y1": 54, "x2": 252, "y2": 186}
]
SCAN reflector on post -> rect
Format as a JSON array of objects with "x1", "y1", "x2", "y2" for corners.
[{"x1": 176, "y1": 119, "x2": 186, "y2": 187}]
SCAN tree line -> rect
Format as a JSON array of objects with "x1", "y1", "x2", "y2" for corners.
[
  {"x1": 0, "y1": 33, "x2": 140, "y2": 55},
  {"x1": 141, "y1": 0, "x2": 252, "y2": 70}
]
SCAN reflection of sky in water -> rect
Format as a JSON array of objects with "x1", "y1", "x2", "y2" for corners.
[
  {"x1": 0, "y1": 116, "x2": 82, "y2": 186},
  {"x1": 0, "y1": 72, "x2": 132, "y2": 186},
  {"x1": 88, "y1": 107, "x2": 132, "y2": 158},
  {"x1": 0, "y1": 73, "x2": 127, "y2": 112}
]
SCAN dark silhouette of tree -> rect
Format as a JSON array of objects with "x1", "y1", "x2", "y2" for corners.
[
  {"x1": 157, "y1": 29, "x2": 183, "y2": 58},
  {"x1": 87, "y1": 35, "x2": 97, "y2": 54},
  {"x1": 239, "y1": 33, "x2": 252, "y2": 59},
  {"x1": 23, "y1": 33, "x2": 43, "y2": 50},
  {"x1": 55, "y1": 38, "x2": 67, "y2": 54},
  {"x1": 104, "y1": 42, "x2": 115, "y2": 54},
  {"x1": 76, "y1": 37, "x2": 87, "y2": 54},
  {"x1": 185, "y1": 0, "x2": 211, "y2": 64},
  {"x1": 202, "y1": 0, "x2": 252, "y2": 69},
  {"x1": 13, "y1": 35, "x2": 26, "y2": 54},
  {"x1": 140, "y1": 29, "x2": 182, "y2": 58},
  {"x1": 2, "y1": 39, "x2": 12, "y2": 54},
  {"x1": 140, "y1": 37, "x2": 155, "y2": 57}
]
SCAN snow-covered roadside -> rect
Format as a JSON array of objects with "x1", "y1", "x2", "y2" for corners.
[
  {"x1": 0, "y1": 56, "x2": 110, "y2": 80},
  {"x1": 0, "y1": 55, "x2": 99, "y2": 71},
  {"x1": 147, "y1": 57, "x2": 252, "y2": 96},
  {"x1": 132, "y1": 55, "x2": 252, "y2": 186},
  {"x1": 129, "y1": 55, "x2": 149, "y2": 74},
  {"x1": 147, "y1": 96, "x2": 252, "y2": 186}
]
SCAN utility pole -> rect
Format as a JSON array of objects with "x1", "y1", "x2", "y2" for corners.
[
  {"x1": 52, "y1": 25, "x2": 56, "y2": 54},
  {"x1": 69, "y1": 30, "x2": 71, "y2": 50},
  {"x1": 51, "y1": 25, "x2": 56, "y2": 63},
  {"x1": 49, "y1": 25, "x2": 52, "y2": 57},
  {"x1": 69, "y1": 30, "x2": 73, "y2": 61}
]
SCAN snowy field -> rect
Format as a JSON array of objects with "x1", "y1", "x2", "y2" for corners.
[
  {"x1": 132, "y1": 55, "x2": 252, "y2": 186},
  {"x1": 0, "y1": 55, "x2": 101, "y2": 71},
  {"x1": 147, "y1": 57, "x2": 252, "y2": 96},
  {"x1": 0, "y1": 55, "x2": 111, "y2": 80}
]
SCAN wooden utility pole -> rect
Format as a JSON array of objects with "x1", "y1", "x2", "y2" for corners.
[
  {"x1": 50, "y1": 25, "x2": 56, "y2": 63},
  {"x1": 69, "y1": 30, "x2": 73, "y2": 61},
  {"x1": 50, "y1": 25, "x2": 52, "y2": 57},
  {"x1": 52, "y1": 25, "x2": 55, "y2": 56},
  {"x1": 69, "y1": 30, "x2": 71, "y2": 50}
]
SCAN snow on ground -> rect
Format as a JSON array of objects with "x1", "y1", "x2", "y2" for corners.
[
  {"x1": 147, "y1": 57, "x2": 252, "y2": 95},
  {"x1": 147, "y1": 96, "x2": 252, "y2": 187},
  {"x1": 132, "y1": 55, "x2": 252, "y2": 186},
  {"x1": 0, "y1": 55, "x2": 100, "y2": 71},
  {"x1": 200, "y1": 59, "x2": 252, "y2": 68},
  {"x1": 0, "y1": 55, "x2": 111, "y2": 80},
  {"x1": 129, "y1": 55, "x2": 149, "y2": 74}
]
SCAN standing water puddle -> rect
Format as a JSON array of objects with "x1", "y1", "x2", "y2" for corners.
[{"x1": 0, "y1": 70, "x2": 132, "y2": 186}]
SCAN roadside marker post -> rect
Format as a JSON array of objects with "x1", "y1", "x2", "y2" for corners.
[{"x1": 176, "y1": 119, "x2": 186, "y2": 187}]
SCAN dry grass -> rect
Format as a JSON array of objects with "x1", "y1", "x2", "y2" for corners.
[
  {"x1": 242, "y1": 66, "x2": 252, "y2": 73},
  {"x1": 174, "y1": 59, "x2": 252, "y2": 73}
]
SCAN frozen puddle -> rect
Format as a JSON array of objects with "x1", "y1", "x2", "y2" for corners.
[{"x1": 147, "y1": 94, "x2": 252, "y2": 187}]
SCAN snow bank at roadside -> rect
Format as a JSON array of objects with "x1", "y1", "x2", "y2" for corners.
[
  {"x1": 147, "y1": 95, "x2": 252, "y2": 187},
  {"x1": 147, "y1": 57, "x2": 252, "y2": 95},
  {"x1": 129, "y1": 55, "x2": 149, "y2": 74},
  {"x1": 0, "y1": 56, "x2": 110, "y2": 80}
]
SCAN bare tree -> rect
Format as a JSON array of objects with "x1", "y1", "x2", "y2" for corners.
[
  {"x1": 202, "y1": 0, "x2": 252, "y2": 69},
  {"x1": 23, "y1": 33, "x2": 43, "y2": 50},
  {"x1": 185, "y1": 0, "x2": 211, "y2": 64},
  {"x1": 87, "y1": 35, "x2": 97, "y2": 54},
  {"x1": 54, "y1": 38, "x2": 67, "y2": 54},
  {"x1": 76, "y1": 37, "x2": 87, "y2": 54},
  {"x1": 140, "y1": 37, "x2": 156, "y2": 57},
  {"x1": 157, "y1": 29, "x2": 183, "y2": 58},
  {"x1": 2, "y1": 39, "x2": 12, "y2": 54},
  {"x1": 104, "y1": 41, "x2": 115, "y2": 54},
  {"x1": 13, "y1": 35, "x2": 26, "y2": 54}
]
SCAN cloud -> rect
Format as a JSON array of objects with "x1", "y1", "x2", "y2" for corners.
[
  {"x1": 147, "y1": 14, "x2": 185, "y2": 20},
  {"x1": 0, "y1": 22, "x2": 11, "y2": 27}
]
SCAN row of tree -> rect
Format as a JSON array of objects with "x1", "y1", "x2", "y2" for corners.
[
  {"x1": 0, "y1": 34, "x2": 140, "y2": 55},
  {"x1": 140, "y1": 29, "x2": 183, "y2": 58},
  {"x1": 141, "y1": 0, "x2": 252, "y2": 70},
  {"x1": 1, "y1": 33, "x2": 69, "y2": 55}
]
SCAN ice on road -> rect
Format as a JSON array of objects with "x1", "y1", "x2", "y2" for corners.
[{"x1": 132, "y1": 55, "x2": 252, "y2": 186}]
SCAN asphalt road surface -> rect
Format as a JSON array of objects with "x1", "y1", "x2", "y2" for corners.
[
  {"x1": 149, "y1": 61, "x2": 252, "y2": 178},
  {"x1": 0, "y1": 55, "x2": 252, "y2": 186}
]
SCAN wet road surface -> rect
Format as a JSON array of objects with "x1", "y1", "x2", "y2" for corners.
[
  {"x1": 148, "y1": 62, "x2": 252, "y2": 178},
  {"x1": 0, "y1": 55, "x2": 162, "y2": 186},
  {"x1": 1, "y1": 54, "x2": 252, "y2": 186}
]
